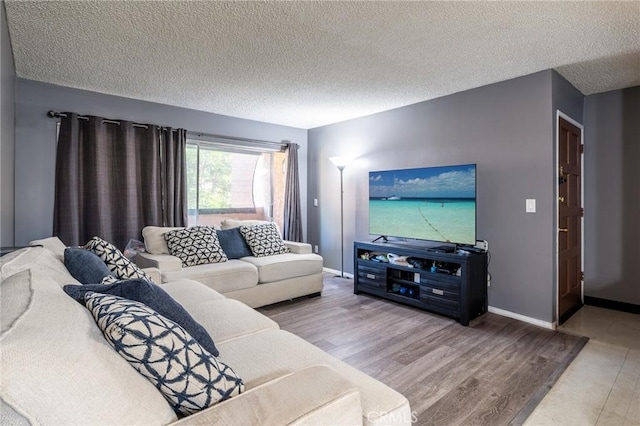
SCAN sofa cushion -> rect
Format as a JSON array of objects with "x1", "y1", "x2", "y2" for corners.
[
  {"x1": 162, "y1": 260, "x2": 258, "y2": 293},
  {"x1": 135, "y1": 251, "x2": 183, "y2": 272},
  {"x1": 284, "y1": 241, "x2": 313, "y2": 255},
  {"x1": 0, "y1": 269, "x2": 177, "y2": 425},
  {"x1": 216, "y1": 228, "x2": 253, "y2": 259},
  {"x1": 186, "y1": 299, "x2": 280, "y2": 345},
  {"x1": 0, "y1": 246, "x2": 79, "y2": 287},
  {"x1": 64, "y1": 247, "x2": 116, "y2": 284},
  {"x1": 220, "y1": 219, "x2": 269, "y2": 229},
  {"x1": 240, "y1": 223, "x2": 290, "y2": 257},
  {"x1": 84, "y1": 292, "x2": 244, "y2": 415},
  {"x1": 216, "y1": 330, "x2": 411, "y2": 425},
  {"x1": 28, "y1": 236, "x2": 67, "y2": 261},
  {"x1": 85, "y1": 236, "x2": 154, "y2": 283},
  {"x1": 64, "y1": 279, "x2": 219, "y2": 357},
  {"x1": 241, "y1": 253, "x2": 324, "y2": 283},
  {"x1": 177, "y1": 366, "x2": 363, "y2": 426},
  {"x1": 160, "y1": 278, "x2": 226, "y2": 307},
  {"x1": 142, "y1": 225, "x2": 185, "y2": 254},
  {"x1": 165, "y1": 226, "x2": 228, "y2": 267},
  {"x1": 0, "y1": 270, "x2": 33, "y2": 335}
]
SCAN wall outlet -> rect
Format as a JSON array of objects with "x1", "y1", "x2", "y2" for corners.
[
  {"x1": 314, "y1": 245, "x2": 319, "y2": 253},
  {"x1": 313, "y1": 198, "x2": 318, "y2": 207},
  {"x1": 526, "y1": 198, "x2": 536, "y2": 213},
  {"x1": 487, "y1": 272, "x2": 491, "y2": 287}
]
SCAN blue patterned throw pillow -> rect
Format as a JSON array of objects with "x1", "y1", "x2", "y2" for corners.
[
  {"x1": 239, "y1": 223, "x2": 290, "y2": 257},
  {"x1": 164, "y1": 226, "x2": 227, "y2": 267},
  {"x1": 84, "y1": 292, "x2": 244, "y2": 415},
  {"x1": 64, "y1": 279, "x2": 219, "y2": 357},
  {"x1": 85, "y1": 236, "x2": 154, "y2": 283}
]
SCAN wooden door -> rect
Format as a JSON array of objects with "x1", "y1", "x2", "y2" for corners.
[{"x1": 558, "y1": 116, "x2": 583, "y2": 325}]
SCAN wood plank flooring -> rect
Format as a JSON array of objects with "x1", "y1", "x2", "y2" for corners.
[{"x1": 259, "y1": 274, "x2": 587, "y2": 426}]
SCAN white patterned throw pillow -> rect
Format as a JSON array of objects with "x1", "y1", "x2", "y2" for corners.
[
  {"x1": 85, "y1": 236, "x2": 154, "y2": 283},
  {"x1": 164, "y1": 226, "x2": 227, "y2": 267},
  {"x1": 84, "y1": 292, "x2": 244, "y2": 415},
  {"x1": 239, "y1": 223, "x2": 290, "y2": 257}
]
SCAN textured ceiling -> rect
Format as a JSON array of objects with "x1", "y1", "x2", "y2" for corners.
[{"x1": 5, "y1": 1, "x2": 640, "y2": 129}]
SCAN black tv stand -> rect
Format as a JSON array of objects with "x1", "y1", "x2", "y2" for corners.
[
  {"x1": 430, "y1": 245, "x2": 456, "y2": 253},
  {"x1": 354, "y1": 241, "x2": 488, "y2": 325},
  {"x1": 372, "y1": 235, "x2": 388, "y2": 243}
]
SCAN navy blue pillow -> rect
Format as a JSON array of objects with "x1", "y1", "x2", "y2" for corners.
[
  {"x1": 216, "y1": 228, "x2": 252, "y2": 259},
  {"x1": 63, "y1": 279, "x2": 219, "y2": 357},
  {"x1": 64, "y1": 247, "x2": 115, "y2": 284}
]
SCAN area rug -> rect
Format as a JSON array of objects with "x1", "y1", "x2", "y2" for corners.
[{"x1": 260, "y1": 273, "x2": 589, "y2": 426}]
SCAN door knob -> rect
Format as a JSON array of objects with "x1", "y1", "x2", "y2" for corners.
[
  {"x1": 558, "y1": 196, "x2": 565, "y2": 203},
  {"x1": 559, "y1": 228, "x2": 568, "y2": 233}
]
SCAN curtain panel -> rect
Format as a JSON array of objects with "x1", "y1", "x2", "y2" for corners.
[
  {"x1": 160, "y1": 128, "x2": 188, "y2": 227},
  {"x1": 283, "y1": 143, "x2": 303, "y2": 242},
  {"x1": 53, "y1": 114, "x2": 186, "y2": 249}
]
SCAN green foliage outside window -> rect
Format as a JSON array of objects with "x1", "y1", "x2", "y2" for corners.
[{"x1": 186, "y1": 146, "x2": 232, "y2": 209}]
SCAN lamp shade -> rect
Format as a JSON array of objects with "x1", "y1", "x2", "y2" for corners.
[{"x1": 329, "y1": 156, "x2": 352, "y2": 170}]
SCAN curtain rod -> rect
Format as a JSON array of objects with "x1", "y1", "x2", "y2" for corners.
[
  {"x1": 187, "y1": 131, "x2": 291, "y2": 150},
  {"x1": 48, "y1": 110, "x2": 297, "y2": 149},
  {"x1": 48, "y1": 110, "x2": 151, "y2": 129}
]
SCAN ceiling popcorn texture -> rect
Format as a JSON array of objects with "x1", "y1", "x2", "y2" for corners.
[{"x1": 5, "y1": 1, "x2": 639, "y2": 129}]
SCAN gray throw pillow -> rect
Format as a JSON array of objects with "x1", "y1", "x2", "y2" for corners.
[
  {"x1": 63, "y1": 279, "x2": 219, "y2": 357},
  {"x1": 216, "y1": 228, "x2": 252, "y2": 259},
  {"x1": 64, "y1": 247, "x2": 116, "y2": 284}
]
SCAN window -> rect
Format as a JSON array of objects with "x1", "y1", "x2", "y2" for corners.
[{"x1": 186, "y1": 140, "x2": 287, "y2": 230}]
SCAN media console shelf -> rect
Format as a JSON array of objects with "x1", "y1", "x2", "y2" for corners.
[{"x1": 354, "y1": 241, "x2": 488, "y2": 326}]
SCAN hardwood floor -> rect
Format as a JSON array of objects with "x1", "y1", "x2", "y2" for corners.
[{"x1": 259, "y1": 274, "x2": 587, "y2": 426}]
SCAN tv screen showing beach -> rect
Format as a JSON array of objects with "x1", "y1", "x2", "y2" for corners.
[{"x1": 369, "y1": 164, "x2": 476, "y2": 245}]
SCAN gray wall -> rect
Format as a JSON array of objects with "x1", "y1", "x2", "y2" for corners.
[
  {"x1": 584, "y1": 87, "x2": 640, "y2": 305},
  {"x1": 1, "y1": 2, "x2": 15, "y2": 246},
  {"x1": 14, "y1": 79, "x2": 308, "y2": 245},
  {"x1": 308, "y1": 71, "x2": 558, "y2": 323}
]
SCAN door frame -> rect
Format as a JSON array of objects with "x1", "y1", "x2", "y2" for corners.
[{"x1": 555, "y1": 110, "x2": 585, "y2": 327}]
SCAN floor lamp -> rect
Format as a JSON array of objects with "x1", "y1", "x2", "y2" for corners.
[{"x1": 329, "y1": 156, "x2": 351, "y2": 278}]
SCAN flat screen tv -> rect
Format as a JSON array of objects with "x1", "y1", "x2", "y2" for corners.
[{"x1": 369, "y1": 164, "x2": 477, "y2": 246}]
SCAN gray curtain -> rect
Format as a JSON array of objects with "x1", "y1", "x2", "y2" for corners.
[
  {"x1": 160, "y1": 128, "x2": 188, "y2": 227},
  {"x1": 283, "y1": 142, "x2": 303, "y2": 242},
  {"x1": 53, "y1": 113, "x2": 187, "y2": 249}
]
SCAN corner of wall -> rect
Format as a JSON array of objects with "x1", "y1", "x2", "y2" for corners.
[{"x1": 1, "y1": 1, "x2": 17, "y2": 246}]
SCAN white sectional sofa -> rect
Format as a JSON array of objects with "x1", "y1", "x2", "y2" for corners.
[
  {"x1": 0, "y1": 241, "x2": 411, "y2": 425},
  {"x1": 135, "y1": 221, "x2": 324, "y2": 308}
]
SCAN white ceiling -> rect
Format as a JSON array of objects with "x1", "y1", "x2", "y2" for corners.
[{"x1": 5, "y1": 1, "x2": 640, "y2": 129}]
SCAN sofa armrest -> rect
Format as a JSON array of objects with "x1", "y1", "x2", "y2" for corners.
[
  {"x1": 141, "y1": 267, "x2": 161, "y2": 284},
  {"x1": 284, "y1": 241, "x2": 312, "y2": 255},
  {"x1": 135, "y1": 252, "x2": 182, "y2": 273},
  {"x1": 172, "y1": 365, "x2": 362, "y2": 426}
]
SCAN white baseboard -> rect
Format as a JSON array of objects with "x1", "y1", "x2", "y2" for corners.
[
  {"x1": 488, "y1": 306, "x2": 556, "y2": 330},
  {"x1": 323, "y1": 267, "x2": 354, "y2": 279}
]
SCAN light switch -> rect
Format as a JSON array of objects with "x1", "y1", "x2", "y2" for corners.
[
  {"x1": 526, "y1": 199, "x2": 536, "y2": 213},
  {"x1": 313, "y1": 198, "x2": 318, "y2": 207}
]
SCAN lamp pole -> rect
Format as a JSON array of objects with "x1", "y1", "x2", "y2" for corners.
[
  {"x1": 337, "y1": 165, "x2": 345, "y2": 278},
  {"x1": 330, "y1": 156, "x2": 351, "y2": 279}
]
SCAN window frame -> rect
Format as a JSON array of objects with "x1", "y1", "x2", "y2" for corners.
[{"x1": 186, "y1": 138, "x2": 285, "y2": 227}]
